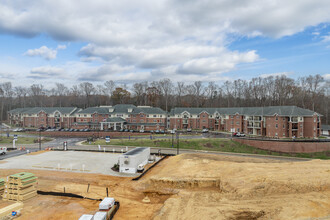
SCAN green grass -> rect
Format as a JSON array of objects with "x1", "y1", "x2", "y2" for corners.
[
  {"x1": 0, "y1": 136, "x2": 52, "y2": 144},
  {"x1": 83, "y1": 138, "x2": 330, "y2": 159}
]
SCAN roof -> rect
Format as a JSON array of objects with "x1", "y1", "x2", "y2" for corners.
[
  {"x1": 123, "y1": 147, "x2": 149, "y2": 156},
  {"x1": 322, "y1": 125, "x2": 330, "y2": 131},
  {"x1": 76, "y1": 104, "x2": 166, "y2": 115},
  {"x1": 9, "y1": 107, "x2": 77, "y2": 115},
  {"x1": 170, "y1": 106, "x2": 320, "y2": 117},
  {"x1": 104, "y1": 117, "x2": 126, "y2": 123}
]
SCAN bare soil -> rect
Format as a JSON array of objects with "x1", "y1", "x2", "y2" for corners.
[
  {"x1": 0, "y1": 153, "x2": 329, "y2": 219},
  {"x1": 139, "y1": 154, "x2": 330, "y2": 220}
]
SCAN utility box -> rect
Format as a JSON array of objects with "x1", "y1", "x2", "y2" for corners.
[
  {"x1": 118, "y1": 147, "x2": 150, "y2": 173},
  {"x1": 78, "y1": 214, "x2": 93, "y2": 220},
  {"x1": 99, "y1": 197, "x2": 115, "y2": 210},
  {"x1": 93, "y1": 212, "x2": 107, "y2": 220}
]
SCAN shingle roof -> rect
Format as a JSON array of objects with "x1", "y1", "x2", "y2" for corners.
[
  {"x1": 76, "y1": 104, "x2": 166, "y2": 115},
  {"x1": 10, "y1": 107, "x2": 77, "y2": 115},
  {"x1": 105, "y1": 117, "x2": 126, "y2": 123},
  {"x1": 170, "y1": 106, "x2": 319, "y2": 117},
  {"x1": 322, "y1": 124, "x2": 330, "y2": 131}
]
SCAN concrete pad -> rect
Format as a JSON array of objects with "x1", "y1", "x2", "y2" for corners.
[{"x1": 0, "y1": 151, "x2": 138, "y2": 177}]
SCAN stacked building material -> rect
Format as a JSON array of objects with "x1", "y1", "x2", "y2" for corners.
[
  {"x1": 2, "y1": 172, "x2": 37, "y2": 201},
  {"x1": 0, "y1": 179, "x2": 4, "y2": 198}
]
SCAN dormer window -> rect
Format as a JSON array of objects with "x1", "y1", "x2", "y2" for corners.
[
  {"x1": 109, "y1": 108, "x2": 114, "y2": 112},
  {"x1": 128, "y1": 108, "x2": 133, "y2": 113}
]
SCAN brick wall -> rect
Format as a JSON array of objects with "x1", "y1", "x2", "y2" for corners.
[{"x1": 235, "y1": 138, "x2": 330, "y2": 153}]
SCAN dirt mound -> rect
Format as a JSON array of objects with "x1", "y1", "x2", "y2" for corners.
[{"x1": 143, "y1": 153, "x2": 330, "y2": 220}]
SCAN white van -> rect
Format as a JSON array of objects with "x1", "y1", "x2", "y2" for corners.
[{"x1": 0, "y1": 147, "x2": 7, "y2": 155}]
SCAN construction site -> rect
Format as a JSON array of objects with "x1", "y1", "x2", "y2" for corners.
[{"x1": 0, "y1": 149, "x2": 329, "y2": 219}]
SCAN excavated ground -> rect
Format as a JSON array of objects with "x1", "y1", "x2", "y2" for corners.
[
  {"x1": 138, "y1": 154, "x2": 330, "y2": 220},
  {"x1": 0, "y1": 153, "x2": 329, "y2": 219}
]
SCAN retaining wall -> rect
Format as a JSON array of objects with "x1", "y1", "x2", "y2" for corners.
[
  {"x1": 27, "y1": 131, "x2": 150, "y2": 138},
  {"x1": 234, "y1": 138, "x2": 330, "y2": 153}
]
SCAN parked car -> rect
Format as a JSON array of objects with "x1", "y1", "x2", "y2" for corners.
[
  {"x1": 83, "y1": 128, "x2": 90, "y2": 132},
  {"x1": 64, "y1": 128, "x2": 69, "y2": 132},
  {"x1": 0, "y1": 147, "x2": 7, "y2": 155},
  {"x1": 139, "y1": 129, "x2": 144, "y2": 133},
  {"x1": 124, "y1": 129, "x2": 129, "y2": 132},
  {"x1": 160, "y1": 130, "x2": 165, "y2": 134},
  {"x1": 234, "y1": 132, "x2": 245, "y2": 137},
  {"x1": 155, "y1": 130, "x2": 160, "y2": 133},
  {"x1": 202, "y1": 128, "x2": 209, "y2": 133},
  {"x1": 187, "y1": 128, "x2": 192, "y2": 132}
]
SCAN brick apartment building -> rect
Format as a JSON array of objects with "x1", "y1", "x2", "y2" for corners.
[
  {"x1": 8, "y1": 105, "x2": 322, "y2": 138},
  {"x1": 8, "y1": 107, "x2": 79, "y2": 128},
  {"x1": 73, "y1": 104, "x2": 167, "y2": 131},
  {"x1": 8, "y1": 104, "x2": 167, "y2": 132},
  {"x1": 169, "y1": 106, "x2": 322, "y2": 138}
]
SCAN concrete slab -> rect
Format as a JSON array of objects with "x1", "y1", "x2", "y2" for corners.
[{"x1": 0, "y1": 151, "x2": 138, "y2": 177}]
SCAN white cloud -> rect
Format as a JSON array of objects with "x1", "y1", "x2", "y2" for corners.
[
  {"x1": 260, "y1": 72, "x2": 292, "y2": 78},
  {"x1": 1, "y1": 1, "x2": 330, "y2": 83},
  {"x1": 24, "y1": 46, "x2": 57, "y2": 60},
  {"x1": 57, "y1": 45, "x2": 67, "y2": 50},
  {"x1": 321, "y1": 35, "x2": 330, "y2": 43},
  {"x1": 24, "y1": 44, "x2": 67, "y2": 60},
  {"x1": 30, "y1": 66, "x2": 66, "y2": 78}
]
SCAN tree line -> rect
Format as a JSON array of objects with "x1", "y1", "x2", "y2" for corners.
[{"x1": 1, "y1": 74, "x2": 329, "y2": 124}]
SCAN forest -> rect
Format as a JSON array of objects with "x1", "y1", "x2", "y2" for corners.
[{"x1": 1, "y1": 74, "x2": 329, "y2": 124}]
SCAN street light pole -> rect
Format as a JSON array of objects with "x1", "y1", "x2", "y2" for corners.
[
  {"x1": 177, "y1": 132, "x2": 179, "y2": 155},
  {"x1": 171, "y1": 132, "x2": 174, "y2": 148},
  {"x1": 39, "y1": 129, "x2": 41, "y2": 151}
]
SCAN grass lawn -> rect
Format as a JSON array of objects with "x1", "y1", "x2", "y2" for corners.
[
  {"x1": 0, "y1": 136, "x2": 52, "y2": 144},
  {"x1": 83, "y1": 138, "x2": 330, "y2": 160}
]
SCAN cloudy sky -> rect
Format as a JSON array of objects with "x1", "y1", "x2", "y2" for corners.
[{"x1": 1, "y1": 0, "x2": 330, "y2": 87}]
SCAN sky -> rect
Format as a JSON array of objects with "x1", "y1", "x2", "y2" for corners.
[{"x1": 0, "y1": 0, "x2": 330, "y2": 87}]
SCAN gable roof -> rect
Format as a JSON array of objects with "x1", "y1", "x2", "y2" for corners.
[
  {"x1": 170, "y1": 106, "x2": 320, "y2": 117},
  {"x1": 9, "y1": 107, "x2": 77, "y2": 115}
]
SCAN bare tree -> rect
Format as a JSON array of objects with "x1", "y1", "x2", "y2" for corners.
[
  {"x1": 159, "y1": 78, "x2": 173, "y2": 112},
  {"x1": 79, "y1": 82, "x2": 95, "y2": 107}
]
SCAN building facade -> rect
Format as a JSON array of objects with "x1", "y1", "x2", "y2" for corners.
[
  {"x1": 8, "y1": 107, "x2": 79, "y2": 128},
  {"x1": 8, "y1": 105, "x2": 322, "y2": 138},
  {"x1": 169, "y1": 106, "x2": 322, "y2": 138}
]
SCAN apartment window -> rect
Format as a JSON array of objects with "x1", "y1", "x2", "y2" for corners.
[
  {"x1": 275, "y1": 133, "x2": 278, "y2": 136},
  {"x1": 230, "y1": 116, "x2": 234, "y2": 119},
  {"x1": 154, "y1": 120, "x2": 157, "y2": 122},
  {"x1": 300, "y1": 132, "x2": 303, "y2": 136},
  {"x1": 202, "y1": 120, "x2": 206, "y2": 123},
  {"x1": 140, "y1": 120, "x2": 144, "y2": 123},
  {"x1": 236, "y1": 122, "x2": 239, "y2": 125},
  {"x1": 140, "y1": 114, "x2": 144, "y2": 117},
  {"x1": 236, "y1": 115, "x2": 239, "y2": 119},
  {"x1": 231, "y1": 121, "x2": 234, "y2": 125},
  {"x1": 314, "y1": 118, "x2": 316, "y2": 122},
  {"x1": 283, "y1": 124, "x2": 285, "y2": 128},
  {"x1": 275, "y1": 124, "x2": 278, "y2": 128},
  {"x1": 84, "y1": 114, "x2": 87, "y2": 117},
  {"x1": 84, "y1": 119, "x2": 87, "y2": 122},
  {"x1": 160, "y1": 115, "x2": 163, "y2": 118},
  {"x1": 283, "y1": 133, "x2": 285, "y2": 137},
  {"x1": 300, "y1": 124, "x2": 303, "y2": 127},
  {"x1": 133, "y1": 120, "x2": 136, "y2": 122},
  {"x1": 177, "y1": 120, "x2": 180, "y2": 122},
  {"x1": 154, "y1": 115, "x2": 157, "y2": 117},
  {"x1": 275, "y1": 116, "x2": 278, "y2": 121},
  {"x1": 147, "y1": 115, "x2": 149, "y2": 117},
  {"x1": 203, "y1": 115, "x2": 206, "y2": 118},
  {"x1": 95, "y1": 119, "x2": 98, "y2": 122}
]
